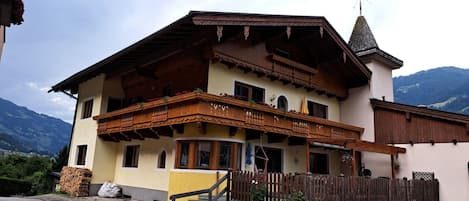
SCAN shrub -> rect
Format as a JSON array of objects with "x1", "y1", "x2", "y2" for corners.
[{"x1": 0, "y1": 177, "x2": 32, "y2": 196}]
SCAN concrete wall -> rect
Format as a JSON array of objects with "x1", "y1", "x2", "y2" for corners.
[
  {"x1": 397, "y1": 143, "x2": 469, "y2": 201},
  {"x1": 207, "y1": 62, "x2": 341, "y2": 122}
]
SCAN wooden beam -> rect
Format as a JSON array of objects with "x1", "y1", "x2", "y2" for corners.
[
  {"x1": 229, "y1": 126, "x2": 238, "y2": 136},
  {"x1": 267, "y1": 133, "x2": 287, "y2": 143},
  {"x1": 170, "y1": 124, "x2": 184, "y2": 134},
  {"x1": 197, "y1": 122, "x2": 207, "y2": 134},
  {"x1": 391, "y1": 155, "x2": 396, "y2": 179},
  {"x1": 306, "y1": 144, "x2": 310, "y2": 172},
  {"x1": 308, "y1": 137, "x2": 406, "y2": 155},
  {"x1": 351, "y1": 149, "x2": 356, "y2": 177}
]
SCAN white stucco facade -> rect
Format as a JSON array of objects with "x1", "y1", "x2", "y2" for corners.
[{"x1": 397, "y1": 143, "x2": 469, "y2": 201}]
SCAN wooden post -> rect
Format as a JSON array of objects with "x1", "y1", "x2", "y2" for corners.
[
  {"x1": 391, "y1": 154, "x2": 396, "y2": 179},
  {"x1": 306, "y1": 143, "x2": 310, "y2": 172},
  {"x1": 351, "y1": 149, "x2": 356, "y2": 176}
]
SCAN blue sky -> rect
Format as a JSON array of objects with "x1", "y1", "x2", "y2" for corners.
[{"x1": 1, "y1": 0, "x2": 469, "y2": 123}]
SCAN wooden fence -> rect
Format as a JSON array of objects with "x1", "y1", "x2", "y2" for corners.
[{"x1": 230, "y1": 171, "x2": 439, "y2": 201}]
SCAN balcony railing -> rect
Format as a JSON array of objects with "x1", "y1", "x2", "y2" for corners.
[{"x1": 94, "y1": 92, "x2": 363, "y2": 141}]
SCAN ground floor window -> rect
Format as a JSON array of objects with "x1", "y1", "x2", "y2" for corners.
[
  {"x1": 76, "y1": 145, "x2": 87, "y2": 166},
  {"x1": 175, "y1": 140, "x2": 242, "y2": 170},
  {"x1": 123, "y1": 145, "x2": 140, "y2": 168},
  {"x1": 158, "y1": 150, "x2": 166, "y2": 169},
  {"x1": 309, "y1": 152, "x2": 329, "y2": 174},
  {"x1": 255, "y1": 146, "x2": 282, "y2": 173}
]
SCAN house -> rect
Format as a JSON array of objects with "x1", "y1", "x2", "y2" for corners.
[
  {"x1": 0, "y1": 0, "x2": 24, "y2": 61},
  {"x1": 50, "y1": 11, "x2": 460, "y2": 201}
]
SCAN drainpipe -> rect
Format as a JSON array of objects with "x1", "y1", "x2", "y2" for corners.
[{"x1": 61, "y1": 90, "x2": 78, "y2": 166}]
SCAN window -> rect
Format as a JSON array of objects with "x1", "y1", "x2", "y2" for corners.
[
  {"x1": 76, "y1": 145, "x2": 87, "y2": 165},
  {"x1": 234, "y1": 81, "x2": 265, "y2": 103},
  {"x1": 175, "y1": 140, "x2": 242, "y2": 170},
  {"x1": 178, "y1": 142, "x2": 190, "y2": 168},
  {"x1": 196, "y1": 142, "x2": 211, "y2": 168},
  {"x1": 277, "y1": 96, "x2": 288, "y2": 111},
  {"x1": 107, "y1": 97, "x2": 122, "y2": 112},
  {"x1": 255, "y1": 146, "x2": 282, "y2": 173},
  {"x1": 158, "y1": 151, "x2": 166, "y2": 169},
  {"x1": 309, "y1": 152, "x2": 329, "y2": 174},
  {"x1": 219, "y1": 142, "x2": 232, "y2": 169},
  {"x1": 307, "y1": 101, "x2": 328, "y2": 119},
  {"x1": 81, "y1": 99, "x2": 93, "y2": 119},
  {"x1": 123, "y1": 145, "x2": 140, "y2": 168}
]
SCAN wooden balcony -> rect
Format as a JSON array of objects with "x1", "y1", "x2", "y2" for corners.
[{"x1": 94, "y1": 92, "x2": 363, "y2": 141}]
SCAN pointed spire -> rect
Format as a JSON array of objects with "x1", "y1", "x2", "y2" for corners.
[{"x1": 348, "y1": 16, "x2": 378, "y2": 52}]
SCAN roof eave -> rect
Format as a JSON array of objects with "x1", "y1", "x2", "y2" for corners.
[{"x1": 357, "y1": 48, "x2": 403, "y2": 69}]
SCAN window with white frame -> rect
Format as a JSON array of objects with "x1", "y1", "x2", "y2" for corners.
[
  {"x1": 158, "y1": 150, "x2": 166, "y2": 169},
  {"x1": 123, "y1": 145, "x2": 140, "y2": 168},
  {"x1": 76, "y1": 145, "x2": 87, "y2": 166}
]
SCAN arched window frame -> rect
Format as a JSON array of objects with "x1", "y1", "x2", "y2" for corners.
[
  {"x1": 157, "y1": 150, "x2": 167, "y2": 169},
  {"x1": 277, "y1": 95, "x2": 288, "y2": 112}
]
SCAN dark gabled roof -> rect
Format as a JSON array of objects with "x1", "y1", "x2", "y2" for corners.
[
  {"x1": 349, "y1": 16, "x2": 403, "y2": 69},
  {"x1": 50, "y1": 11, "x2": 372, "y2": 93},
  {"x1": 371, "y1": 99, "x2": 469, "y2": 124}
]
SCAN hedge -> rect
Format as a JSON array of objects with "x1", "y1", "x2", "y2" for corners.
[{"x1": 0, "y1": 177, "x2": 32, "y2": 196}]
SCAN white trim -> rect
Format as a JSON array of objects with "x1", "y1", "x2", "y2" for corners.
[
  {"x1": 79, "y1": 97, "x2": 95, "y2": 120},
  {"x1": 276, "y1": 94, "x2": 289, "y2": 111},
  {"x1": 75, "y1": 144, "x2": 88, "y2": 166},
  {"x1": 156, "y1": 149, "x2": 168, "y2": 170},
  {"x1": 122, "y1": 144, "x2": 141, "y2": 168},
  {"x1": 174, "y1": 137, "x2": 244, "y2": 144}
]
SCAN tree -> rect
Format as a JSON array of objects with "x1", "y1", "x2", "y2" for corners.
[{"x1": 52, "y1": 145, "x2": 68, "y2": 172}]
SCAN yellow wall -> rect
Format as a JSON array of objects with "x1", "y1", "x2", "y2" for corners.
[
  {"x1": 168, "y1": 171, "x2": 227, "y2": 201},
  {"x1": 113, "y1": 136, "x2": 174, "y2": 191},
  {"x1": 207, "y1": 62, "x2": 341, "y2": 122},
  {"x1": 68, "y1": 74, "x2": 105, "y2": 170}
]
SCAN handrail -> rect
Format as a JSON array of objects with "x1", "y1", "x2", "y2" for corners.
[{"x1": 169, "y1": 170, "x2": 231, "y2": 201}]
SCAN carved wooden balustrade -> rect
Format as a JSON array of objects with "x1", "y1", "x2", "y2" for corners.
[{"x1": 94, "y1": 92, "x2": 363, "y2": 141}]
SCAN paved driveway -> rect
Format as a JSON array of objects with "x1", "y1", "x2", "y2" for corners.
[{"x1": 0, "y1": 194, "x2": 128, "y2": 201}]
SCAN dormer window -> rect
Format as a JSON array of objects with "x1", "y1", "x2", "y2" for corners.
[{"x1": 234, "y1": 81, "x2": 265, "y2": 103}]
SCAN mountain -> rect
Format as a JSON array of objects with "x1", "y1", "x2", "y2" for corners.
[
  {"x1": 394, "y1": 66, "x2": 469, "y2": 115},
  {"x1": 0, "y1": 97, "x2": 71, "y2": 156}
]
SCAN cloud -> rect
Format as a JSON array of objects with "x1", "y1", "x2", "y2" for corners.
[{"x1": 1, "y1": 0, "x2": 469, "y2": 123}]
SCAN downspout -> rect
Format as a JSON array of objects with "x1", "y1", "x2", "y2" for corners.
[{"x1": 62, "y1": 90, "x2": 78, "y2": 166}]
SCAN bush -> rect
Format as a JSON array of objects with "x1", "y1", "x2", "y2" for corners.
[{"x1": 0, "y1": 177, "x2": 32, "y2": 196}]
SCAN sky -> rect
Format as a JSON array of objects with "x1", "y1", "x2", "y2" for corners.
[{"x1": 1, "y1": 0, "x2": 469, "y2": 123}]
